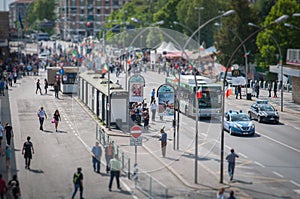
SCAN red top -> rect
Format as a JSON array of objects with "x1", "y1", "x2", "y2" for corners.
[{"x1": 0, "y1": 179, "x2": 7, "y2": 193}]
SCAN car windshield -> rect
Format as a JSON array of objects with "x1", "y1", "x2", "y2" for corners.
[
  {"x1": 259, "y1": 105, "x2": 275, "y2": 111},
  {"x1": 231, "y1": 114, "x2": 250, "y2": 122}
]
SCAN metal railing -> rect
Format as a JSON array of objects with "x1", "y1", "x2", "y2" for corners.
[
  {"x1": 136, "y1": 170, "x2": 169, "y2": 199},
  {"x1": 96, "y1": 124, "x2": 169, "y2": 198}
]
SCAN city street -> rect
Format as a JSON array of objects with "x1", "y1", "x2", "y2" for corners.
[{"x1": 1, "y1": 67, "x2": 300, "y2": 198}]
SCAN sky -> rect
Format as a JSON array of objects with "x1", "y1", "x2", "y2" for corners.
[{"x1": 0, "y1": 0, "x2": 14, "y2": 11}]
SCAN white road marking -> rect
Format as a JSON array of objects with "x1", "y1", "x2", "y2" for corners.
[
  {"x1": 290, "y1": 180, "x2": 300, "y2": 188},
  {"x1": 256, "y1": 131, "x2": 300, "y2": 153},
  {"x1": 254, "y1": 161, "x2": 265, "y2": 168},
  {"x1": 272, "y1": 171, "x2": 284, "y2": 178},
  {"x1": 239, "y1": 152, "x2": 248, "y2": 158}
]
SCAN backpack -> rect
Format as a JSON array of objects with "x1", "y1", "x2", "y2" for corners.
[{"x1": 73, "y1": 173, "x2": 80, "y2": 184}]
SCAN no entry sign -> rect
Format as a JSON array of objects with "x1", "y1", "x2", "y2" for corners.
[{"x1": 131, "y1": 125, "x2": 142, "y2": 138}]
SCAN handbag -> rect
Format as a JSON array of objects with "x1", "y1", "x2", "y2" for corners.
[{"x1": 51, "y1": 118, "x2": 55, "y2": 123}]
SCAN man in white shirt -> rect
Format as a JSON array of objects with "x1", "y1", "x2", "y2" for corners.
[{"x1": 37, "y1": 106, "x2": 47, "y2": 131}]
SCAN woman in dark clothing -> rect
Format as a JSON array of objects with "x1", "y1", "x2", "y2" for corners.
[
  {"x1": 44, "y1": 79, "x2": 48, "y2": 94},
  {"x1": 53, "y1": 109, "x2": 61, "y2": 132}
]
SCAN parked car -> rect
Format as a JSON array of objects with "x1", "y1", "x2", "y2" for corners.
[
  {"x1": 224, "y1": 110, "x2": 255, "y2": 136},
  {"x1": 248, "y1": 100, "x2": 279, "y2": 124}
]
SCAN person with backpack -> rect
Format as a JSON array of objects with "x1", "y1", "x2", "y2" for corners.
[
  {"x1": 71, "y1": 167, "x2": 84, "y2": 199},
  {"x1": 22, "y1": 136, "x2": 34, "y2": 170}
]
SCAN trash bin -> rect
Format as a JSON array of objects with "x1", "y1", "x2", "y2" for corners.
[
  {"x1": 246, "y1": 93, "x2": 252, "y2": 100},
  {"x1": 116, "y1": 119, "x2": 122, "y2": 129}
]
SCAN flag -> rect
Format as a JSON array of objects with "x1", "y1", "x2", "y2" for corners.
[
  {"x1": 225, "y1": 87, "x2": 232, "y2": 98},
  {"x1": 18, "y1": 12, "x2": 24, "y2": 30},
  {"x1": 196, "y1": 87, "x2": 202, "y2": 99},
  {"x1": 102, "y1": 63, "x2": 108, "y2": 74}
]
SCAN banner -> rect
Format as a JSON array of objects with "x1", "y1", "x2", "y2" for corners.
[
  {"x1": 157, "y1": 84, "x2": 175, "y2": 116},
  {"x1": 129, "y1": 74, "x2": 145, "y2": 103}
]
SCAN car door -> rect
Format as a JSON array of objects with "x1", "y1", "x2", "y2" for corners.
[{"x1": 224, "y1": 113, "x2": 230, "y2": 131}]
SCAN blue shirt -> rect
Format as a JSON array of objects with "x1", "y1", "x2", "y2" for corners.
[
  {"x1": 92, "y1": 146, "x2": 102, "y2": 157},
  {"x1": 161, "y1": 132, "x2": 167, "y2": 142}
]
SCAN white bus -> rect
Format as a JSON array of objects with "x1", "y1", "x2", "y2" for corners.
[{"x1": 166, "y1": 75, "x2": 222, "y2": 118}]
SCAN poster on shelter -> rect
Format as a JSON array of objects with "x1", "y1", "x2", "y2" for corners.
[
  {"x1": 157, "y1": 84, "x2": 175, "y2": 116},
  {"x1": 129, "y1": 74, "x2": 145, "y2": 102}
]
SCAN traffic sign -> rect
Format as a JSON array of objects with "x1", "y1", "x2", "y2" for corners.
[
  {"x1": 131, "y1": 125, "x2": 142, "y2": 138},
  {"x1": 130, "y1": 137, "x2": 142, "y2": 146}
]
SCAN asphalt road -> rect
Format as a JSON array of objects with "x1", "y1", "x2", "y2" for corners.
[{"x1": 110, "y1": 68, "x2": 300, "y2": 199}]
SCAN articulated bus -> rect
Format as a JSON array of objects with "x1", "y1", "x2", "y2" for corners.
[{"x1": 166, "y1": 75, "x2": 222, "y2": 118}]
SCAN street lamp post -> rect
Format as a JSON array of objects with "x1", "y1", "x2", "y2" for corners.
[
  {"x1": 220, "y1": 15, "x2": 288, "y2": 183},
  {"x1": 182, "y1": 9, "x2": 235, "y2": 184},
  {"x1": 248, "y1": 22, "x2": 283, "y2": 112},
  {"x1": 284, "y1": 23, "x2": 300, "y2": 31},
  {"x1": 195, "y1": 7, "x2": 204, "y2": 45}
]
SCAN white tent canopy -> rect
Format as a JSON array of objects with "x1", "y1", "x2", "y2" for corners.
[{"x1": 156, "y1": 41, "x2": 180, "y2": 54}]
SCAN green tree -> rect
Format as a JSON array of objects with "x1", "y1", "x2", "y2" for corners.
[
  {"x1": 214, "y1": 0, "x2": 259, "y2": 69},
  {"x1": 255, "y1": 0, "x2": 300, "y2": 70},
  {"x1": 27, "y1": 0, "x2": 56, "y2": 33}
]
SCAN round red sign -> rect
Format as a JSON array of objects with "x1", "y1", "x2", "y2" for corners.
[{"x1": 131, "y1": 125, "x2": 142, "y2": 138}]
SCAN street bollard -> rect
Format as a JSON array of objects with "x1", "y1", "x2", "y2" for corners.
[{"x1": 133, "y1": 163, "x2": 138, "y2": 187}]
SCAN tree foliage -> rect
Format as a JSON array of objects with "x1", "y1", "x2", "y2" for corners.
[
  {"x1": 255, "y1": 0, "x2": 300, "y2": 69},
  {"x1": 27, "y1": 0, "x2": 56, "y2": 33},
  {"x1": 214, "y1": 0, "x2": 259, "y2": 68}
]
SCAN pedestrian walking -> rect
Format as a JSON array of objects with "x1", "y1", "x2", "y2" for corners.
[
  {"x1": 216, "y1": 187, "x2": 225, "y2": 199},
  {"x1": 6, "y1": 145, "x2": 11, "y2": 168},
  {"x1": 0, "y1": 174, "x2": 7, "y2": 199},
  {"x1": 37, "y1": 106, "x2": 47, "y2": 131},
  {"x1": 150, "y1": 88, "x2": 155, "y2": 104},
  {"x1": 227, "y1": 190, "x2": 236, "y2": 199},
  {"x1": 5, "y1": 123, "x2": 13, "y2": 146},
  {"x1": 268, "y1": 81, "x2": 272, "y2": 97},
  {"x1": 105, "y1": 141, "x2": 114, "y2": 173},
  {"x1": 143, "y1": 109, "x2": 150, "y2": 130},
  {"x1": 22, "y1": 136, "x2": 34, "y2": 169},
  {"x1": 7, "y1": 175, "x2": 20, "y2": 199},
  {"x1": 226, "y1": 148, "x2": 239, "y2": 181},
  {"x1": 0, "y1": 79, "x2": 5, "y2": 96},
  {"x1": 44, "y1": 79, "x2": 48, "y2": 94},
  {"x1": 36, "y1": 79, "x2": 42, "y2": 95},
  {"x1": 53, "y1": 109, "x2": 61, "y2": 132},
  {"x1": 159, "y1": 128, "x2": 167, "y2": 157},
  {"x1": 91, "y1": 142, "x2": 102, "y2": 173},
  {"x1": 13, "y1": 71, "x2": 17, "y2": 84},
  {"x1": 255, "y1": 83, "x2": 260, "y2": 98},
  {"x1": 238, "y1": 85, "x2": 242, "y2": 99},
  {"x1": 54, "y1": 81, "x2": 59, "y2": 98},
  {"x1": 274, "y1": 80, "x2": 278, "y2": 98},
  {"x1": 0, "y1": 122, "x2": 3, "y2": 144},
  {"x1": 71, "y1": 167, "x2": 84, "y2": 199},
  {"x1": 108, "y1": 154, "x2": 122, "y2": 191},
  {"x1": 150, "y1": 100, "x2": 157, "y2": 121}
]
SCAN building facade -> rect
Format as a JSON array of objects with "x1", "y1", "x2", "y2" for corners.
[
  {"x1": 270, "y1": 49, "x2": 300, "y2": 103},
  {"x1": 9, "y1": 0, "x2": 33, "y2": 29},
  {"x1": 0, "y1": 11, "x2": 9, "y2": 67},
  {"x1": 58, "y1": 0, "x2": 130, "y2": 40}
]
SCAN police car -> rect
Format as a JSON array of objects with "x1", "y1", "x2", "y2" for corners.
[
  {"x1": 224, "y1": 110, "x2": 255, "y2": 136},
  {"x1": 248, "y1": 100, "x2": 279, "y2": 124}
]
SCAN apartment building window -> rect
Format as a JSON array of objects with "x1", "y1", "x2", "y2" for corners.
[
  {"x1": 80, "y1": 0, "x2": 85, "y2": 7},
  {"x1": 81, "y1": 9, "x2": 85, "y2": 14},
  {"x1": 97, "y1": 9, "x2": 100, "y2": 14},
  {"x1": 71, "y1": 0, "x2": 76, "y2": 7}
]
